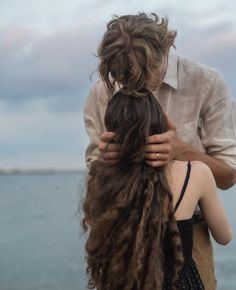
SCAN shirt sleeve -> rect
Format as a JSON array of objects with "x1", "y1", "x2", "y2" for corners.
[
  {"x1": 201, "y1": 70, "x2": 236, "y2": 172},
  {"x1": 83, "y1": 80, "x2": 108, "y2": 168}
]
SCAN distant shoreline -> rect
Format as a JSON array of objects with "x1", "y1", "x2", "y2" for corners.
[{"x1": 0, "y1": 169, "x2": 86, "y2": 175}]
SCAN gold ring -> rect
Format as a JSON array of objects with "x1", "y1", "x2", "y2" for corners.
[{"x1": 156, "y1": 153, "x2": 160, "y2": 159}]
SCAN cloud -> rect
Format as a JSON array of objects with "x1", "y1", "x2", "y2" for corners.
[
  {"x1": 1, "y1": 1, "x2": 235, "y2": 114},
  {"x1": 0, "y1": 25, "x2": 100, "y2": 112},
  {"x1": 1, "y1": 0, "x2": 235, "y2": 169},
  {"x1": 175, "y1": 21, "x2": 236, "y2": 97}
]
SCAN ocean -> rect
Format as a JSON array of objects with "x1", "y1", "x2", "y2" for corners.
[{"x1": 0, "y1": 173, "x2": 235, "y2": 290}]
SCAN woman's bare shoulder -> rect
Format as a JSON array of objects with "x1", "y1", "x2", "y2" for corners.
[
  {"x1": 166, "y1": 160, "x2": 213, "y2": 186},
  {"x1": 190, "y1": 160, "x2": 213, "y2": 177},
  {"x1": 171, "y1": 160, "x2": 211, "y2": 172},
  {"x1": 165, "y1": 160, "x2": 190, "y2": 186}
]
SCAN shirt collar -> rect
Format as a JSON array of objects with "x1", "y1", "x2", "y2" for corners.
[{"x1": 161, "y1": 52, "x2": 178, "y2": 90}]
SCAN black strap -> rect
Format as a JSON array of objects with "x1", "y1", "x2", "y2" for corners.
[{"x1": 174, "y1": 161, "x2": 191, "y2": 213}]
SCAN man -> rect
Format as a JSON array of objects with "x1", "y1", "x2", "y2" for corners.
[{"x1": 83, "y1": 13, "x2": 236, "y2": 290}]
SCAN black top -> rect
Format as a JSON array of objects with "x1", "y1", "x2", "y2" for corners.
[
  {"x1": 174, "y1": 160, "x2": 193, "y2": 264},
  {"x1": 173, "y1": 160, "x2": 192, "y2": 214},
  {"x1": 164, "y1": 161, "x2": 205, "y2": 290}
]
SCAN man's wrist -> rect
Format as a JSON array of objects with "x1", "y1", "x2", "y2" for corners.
[{"x1": 174, "y1": 138, "x2": 196, "y2": 160}]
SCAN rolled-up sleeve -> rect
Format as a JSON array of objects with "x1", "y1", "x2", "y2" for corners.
[
  {"x1": 201, "y1": 70, "x2": 236, "y2": 172},
  {"x1": 83, "y1": 80, "x2": 108, "y2": 168}
]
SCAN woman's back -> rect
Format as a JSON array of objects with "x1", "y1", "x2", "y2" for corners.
[
  {"x1": 165, "y1": 159, "x2": 231, "y2": 245},
  {"x1": 165, "y1": 159, "x2": 201, "y2": 221},
  {"x1": 163, "y1": 159, "x2": 231, "y2": 289}
]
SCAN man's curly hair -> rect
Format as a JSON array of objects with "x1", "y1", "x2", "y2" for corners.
[{"x1": 97, "y1": 13, "x2": 177, "y2": 97}]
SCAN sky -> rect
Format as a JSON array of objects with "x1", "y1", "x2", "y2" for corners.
[{"x1": 0, "y1": 0, "x2": 236, "y2": 170}]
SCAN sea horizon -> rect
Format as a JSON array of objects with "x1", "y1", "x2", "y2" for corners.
[{"x1": 0, "y1": 167, "x2": 87, "y2": 175}]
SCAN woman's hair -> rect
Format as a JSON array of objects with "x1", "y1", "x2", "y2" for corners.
[
  {"x1": 97, "y1": 13, "x2": 177, "y2": 97},
  {"x1": 81, "y1": 90, "x2": 184, "y2": 290}
]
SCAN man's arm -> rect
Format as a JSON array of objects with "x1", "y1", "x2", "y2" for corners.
[
  {"x1": 198, "y1": 70, "x2": 236, "y2": 189},
  {"x1": 145, "y1": 71, "x2": 236, "y2": 190},
  {"x1": 177, "y1": 139, "x2": 236, "y2": 190},
  {"x1": 145, "y1": 127, "x2": 236, "y2": 190}
]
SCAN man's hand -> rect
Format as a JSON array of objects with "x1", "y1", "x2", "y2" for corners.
[
  {"x1": 145, "y1": 112, "x2": 186, "y2": 167},
  {"x1": 98, "y1": 112, "x2": 187, "y2": 167},
  {"x1": 98, "y1": 132, "x2": 121, "y2": 165}
]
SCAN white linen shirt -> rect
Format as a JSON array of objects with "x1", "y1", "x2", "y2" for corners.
[{"x1": 84, "y1": 53, "x2": 236, "y2": 172}]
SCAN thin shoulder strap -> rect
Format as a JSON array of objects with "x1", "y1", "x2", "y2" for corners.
[{"x1": 174, "y1": 161, "x2": 191, "y2": 213}]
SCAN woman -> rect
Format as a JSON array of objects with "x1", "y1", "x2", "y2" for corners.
[{"x1": 81, "y1": 89, "x2": 232, "y2": 290}]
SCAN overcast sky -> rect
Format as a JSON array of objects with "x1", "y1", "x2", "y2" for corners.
[{"x1": 0, "y1": 0, "x2": 236, "y2": 170}]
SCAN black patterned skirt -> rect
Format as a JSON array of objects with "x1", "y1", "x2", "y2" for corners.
[{"x1": 163, "y1": 259, "x2": 205, "y2": 290}]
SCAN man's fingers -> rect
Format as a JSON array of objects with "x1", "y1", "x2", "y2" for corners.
[
  {"x1": 99, "y1": 142, "x2": 121, "y2": 152},
  {"x1": 99, "y1": 131, "x2": 120, "y2": 154},
  {"x1": 146, "y1": 113, "x2": 177, "y2": 144},
  {"x1": 146, "y1": 132, "x2": 170, "y2": 144},
  {"x1": 100, "y1": 131, "x2": 117, "y2": 142},
  {"x1": 145, "y1": 152, "x2": 169, "y2": 161},
  {"x1": 145, "y1": 143, "x2": 170, "y2": 154},
  {"x1": 107, "y1": 143, "x2": 121, "y2": 151},
  {"x1": 103, "y1": 152, "x2": 121, "y2": 160}
]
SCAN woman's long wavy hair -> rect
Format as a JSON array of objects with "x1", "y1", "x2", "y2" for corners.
[
  {"x1": 97, "y1": 13, "x2": 177, "y2": 97},
  {"x1": 81, "y1": 90, "x2": 184, "y2": 290}
]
